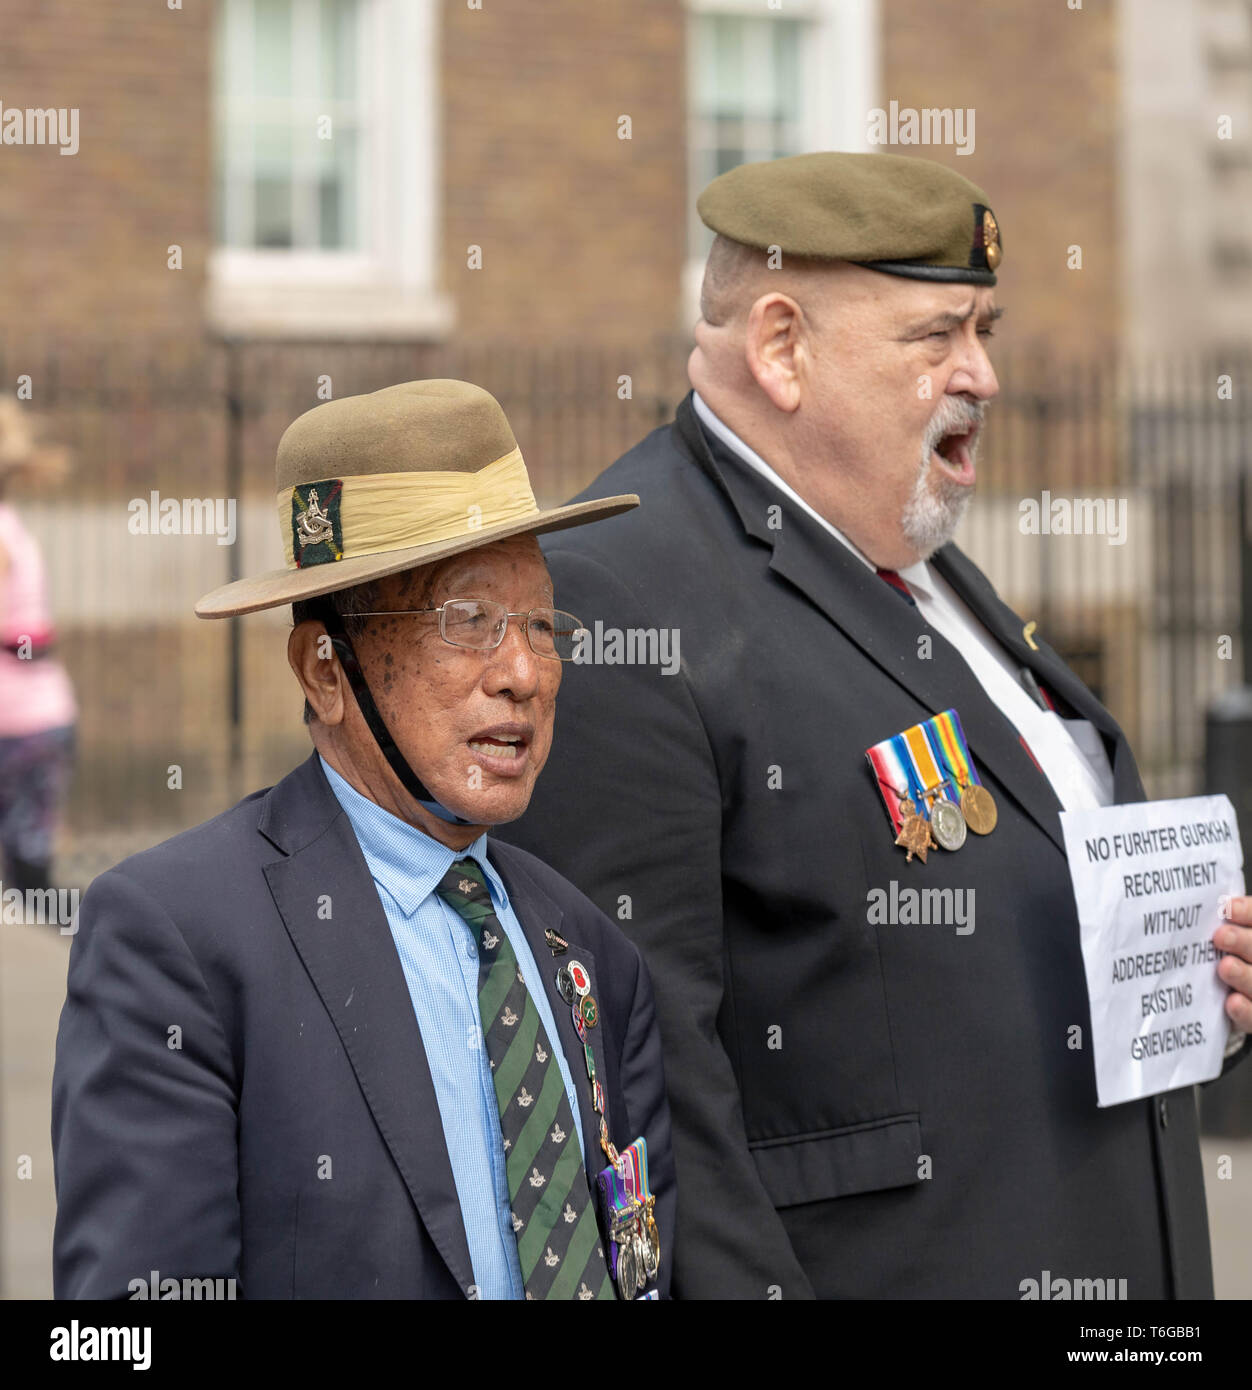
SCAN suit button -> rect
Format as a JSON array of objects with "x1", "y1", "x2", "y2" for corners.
[{"x1": 1158, "y1": 1096, "x2": 1169, "y2": 1128}]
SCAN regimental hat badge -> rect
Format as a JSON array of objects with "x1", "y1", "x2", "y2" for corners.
[
  {"x1": 972, "y1": 202, "x2": 1002, "y2": 273},
  {"x1": 291, "y1": 480, "x2": 344, "y2": 568},
  {"x1": 982, "y1": 208, "x2": 1001, "y2": 270}
]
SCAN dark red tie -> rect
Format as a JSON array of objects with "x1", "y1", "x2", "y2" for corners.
[{"x1": 876, "y1": 568, "x2": 916, "y2": 607}]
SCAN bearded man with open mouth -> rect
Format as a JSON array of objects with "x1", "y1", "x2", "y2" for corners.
[{"x1": 502, "y1": 152, "x2": 1252, "y2": 1300}]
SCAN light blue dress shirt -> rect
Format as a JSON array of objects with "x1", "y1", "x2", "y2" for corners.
[{"x1": 320, "y1": 755, "x2": 586, "y2": 1300}]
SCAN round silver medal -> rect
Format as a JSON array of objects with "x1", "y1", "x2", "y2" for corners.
[
  {"x1": 644, "y1": 1221, "x2": 660, "y2": 1278},
  {"x1": 616, "y1": 1240, "x2": 637, "y2": 1298},
  {"x1": 632, "y1": 1233, "x2": 648, "y2": 1290},
  {"x1": 930, "y1": 798, "x2": 967, "y2": 851}
]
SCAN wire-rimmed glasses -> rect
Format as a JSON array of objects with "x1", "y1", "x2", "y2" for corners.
[{"x1": 345, "y1": 598, "x2": 586, "y2": 661}]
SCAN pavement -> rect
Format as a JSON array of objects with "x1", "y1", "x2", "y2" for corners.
[{"x1": 4, "y1": 910, "x2": 1250, "y2": 1300}]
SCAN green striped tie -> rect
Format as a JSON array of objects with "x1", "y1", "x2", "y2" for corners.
[{"x1": 436, "y1": 858, "x2": 614, "y2": 1301}]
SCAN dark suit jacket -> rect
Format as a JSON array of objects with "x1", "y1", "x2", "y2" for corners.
[
  {"x1": 51, "y1": 753, "x2": 675, "y2": 1299},
  {"x1": 500, "y1": 393, "x2": 1250, "y2": 1300}
]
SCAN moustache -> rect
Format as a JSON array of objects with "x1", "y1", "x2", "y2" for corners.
[{"x1": 924, "y1": 398, "x2": 986, "y2": 448}]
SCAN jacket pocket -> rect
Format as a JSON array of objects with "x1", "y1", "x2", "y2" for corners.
[{"x1": 748, "y1": 1112, "x2": 922, "y2": 1208}]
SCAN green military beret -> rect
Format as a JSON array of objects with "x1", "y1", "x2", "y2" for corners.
[{"x1": 697, "y1": 151, "x2": 1002, "y2": 285}]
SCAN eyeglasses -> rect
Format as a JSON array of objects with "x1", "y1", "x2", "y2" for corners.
[{"x1": 345, "y1": 598, "x2": 587, "y2": 662}]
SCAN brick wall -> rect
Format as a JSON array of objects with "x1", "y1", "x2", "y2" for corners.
[
  {"x1": 440, "y1": 0, "x2": 688, "y2": 344},
  {"x1": 880, "y1": 0, "x2": 1122, "y2": 356},
  {"x1": 0, "y1": 0, "x2": 211, "y2": 343},
  {"x1": 0, "y1": 0, "x2": 1120, "y2": 355}
]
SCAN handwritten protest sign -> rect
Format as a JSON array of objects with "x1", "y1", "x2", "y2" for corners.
[{"x1": 1060, "y1": 794, "x2": 1242, "y2": 1107}]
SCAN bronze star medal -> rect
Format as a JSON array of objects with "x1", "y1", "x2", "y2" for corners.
[{"x1": 894, "y1": 797, "x2": 937, "y2": 864}]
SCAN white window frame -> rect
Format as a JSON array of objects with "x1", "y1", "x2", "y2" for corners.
[
  {"x1": 208, "y1": 0, "x2": 451, "y2": 339},
  {"x1": 682, "y1": 0, "x2": 880, "y2": 329}
]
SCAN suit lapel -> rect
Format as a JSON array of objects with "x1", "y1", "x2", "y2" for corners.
[
  {"x1": 259, "y1": 755, "x2": 476, "y2": 1296},
  {"x1": 492, "y1": 852, "x2": 608, "y2": 1193},
  {"x1": 675, "y1": 398, "x2": 1071, "y2": 855},
  {"x1": 932, "y1": 546, "x2": 1146, "y2": 805}
]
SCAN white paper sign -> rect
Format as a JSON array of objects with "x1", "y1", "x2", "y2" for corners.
[{"x1": 1059, "y1": 794, "x2": 1242, "y2": 1107}]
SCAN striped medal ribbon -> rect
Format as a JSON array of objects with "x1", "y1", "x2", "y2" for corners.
[
  {"x1": 866, "y1": 718, "x2": 968, "y2": 859},
  {"x1": 930, "y1": 708, "x2": 999, "y2": 836}
]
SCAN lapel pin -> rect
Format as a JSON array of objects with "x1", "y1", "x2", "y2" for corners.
[
  {"x1": 544, "y1": 927, "x2": 569, "y2": 956},
  {"x1": 1022, "y1": 619, "x2": 1039, "y2": 651}
]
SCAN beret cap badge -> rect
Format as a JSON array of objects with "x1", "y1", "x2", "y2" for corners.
[{"x1": 982, "y1": 209, "x2": 1001, "y2": 271}]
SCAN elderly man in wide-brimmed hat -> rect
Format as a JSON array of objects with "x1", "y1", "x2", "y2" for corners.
[{"x1": 52, "y1": 380, "x2": 674, "y2": 1301}]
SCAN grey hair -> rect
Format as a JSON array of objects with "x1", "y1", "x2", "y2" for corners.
[
  {"x1": 291, "y1": 578, "x2": 383, "y2": 725},
  {"x1": 699, "y1": 235, "x2": 769, "y2": 326},
  {"x1": 698, "y1": 234, "x2": 833, "y2": 328}
]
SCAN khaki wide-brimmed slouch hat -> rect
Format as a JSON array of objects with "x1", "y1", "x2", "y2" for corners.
[{"x1": 195, "y1": 378, "x2": 638, "y2": 618}]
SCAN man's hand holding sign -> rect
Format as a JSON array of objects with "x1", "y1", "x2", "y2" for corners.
[
  {"x1": 1216, "y1": 895, "x2": 1252, "y2": 1033},
  {"x1": 1061, "y1": 795, "x2": 1248, "y2": 1106}
]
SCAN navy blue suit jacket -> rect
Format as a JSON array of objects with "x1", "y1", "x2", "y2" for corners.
[{"x1": 52, "y1": 753, "x2": 675, "y2": 1299}]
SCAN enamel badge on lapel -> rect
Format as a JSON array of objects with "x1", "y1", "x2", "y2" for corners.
[
  {"x1": 867, "y1": 709, "x2": 998, "y2": 863},
  {"x1": 544, "y1": 927, "x2": 569, "y2": 956}
]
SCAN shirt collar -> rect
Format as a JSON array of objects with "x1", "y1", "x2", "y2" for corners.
[
  {"x1": 319, "y1": 754, "x2": 507, "y2": 917},
  {"x1": 896, "y1": 557, "x2": 936, "y2": 598},
  {"x1": 690, "y1": 391, "x2": 878, "y2": 573}
]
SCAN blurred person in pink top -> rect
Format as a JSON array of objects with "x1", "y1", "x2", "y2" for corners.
[{"x1": 0, "y1": 401, "x2": 76, "y2": 898}]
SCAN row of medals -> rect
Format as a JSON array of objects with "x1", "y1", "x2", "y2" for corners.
[
  {"x1": 899, "y1": 781, "x2": 998, "y2": 857},
  {"x1": 556, "y1": 958, "x2": 660, "y2": 1295}
]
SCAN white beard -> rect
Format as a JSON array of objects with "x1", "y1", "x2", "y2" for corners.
[
  {"x1": 900, "y1": 399, "x2": 984, "y2": 560},
  {"x1": 900, "y1": 465, "x2": 973, "y2": 560}
]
